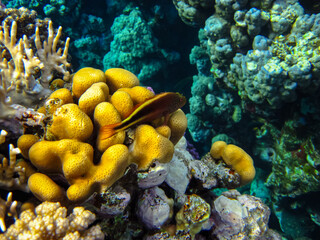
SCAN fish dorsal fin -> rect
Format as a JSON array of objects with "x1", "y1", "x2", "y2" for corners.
[{"x1": 123, "y1": 95, "x2": 156, "y2": 119}]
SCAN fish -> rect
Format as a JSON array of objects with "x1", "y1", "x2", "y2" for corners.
[{"x1": 99, "y1": 92, "x2": 186, "y2": 140}]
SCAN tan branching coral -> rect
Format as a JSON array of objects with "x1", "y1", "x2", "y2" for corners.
[
  {"x1": 0, "y1": 130, "x2": 7, "y2": 144},
  {"x1": 0, "y1": 19, "x2": 71, "y2": 109},
  {"x1": 0, "y1": 134, "x2": 34, "y2": 192},
  {"x1": 0, "y1": 192, "x2": 18, "y2": 232},
  {"x1": 0, "y1": 201, "x2": 104, "y2": 239},
  {"x1": 34, "y1": 21, "x2": 70, "y2": 84}
]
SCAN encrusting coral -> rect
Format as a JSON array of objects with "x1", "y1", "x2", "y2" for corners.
[
  {"x1": 0, "y1": 201, "x2": 104, "y2": 240},
  {"x1": 210, "y1": 140, "x2": 256, "y2": 185},
  {"x1": 21, "y1": 66, "x2": 187, "y2": 203}
]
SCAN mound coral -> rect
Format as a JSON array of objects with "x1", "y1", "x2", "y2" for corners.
[
  {"x1": 210, "y1": 141, "x2": 256, "y2": 185},
  {"x1": 22, "y1": 67, "x2": 187, "y2": 203}
]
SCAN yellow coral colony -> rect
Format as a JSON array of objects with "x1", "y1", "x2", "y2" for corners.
[
  {"x1": 22, "y1": 67, "x2": 187, "y2": 202},
  {"x1": 210, "y1": 141, "x2": 256, "y2": 185}
]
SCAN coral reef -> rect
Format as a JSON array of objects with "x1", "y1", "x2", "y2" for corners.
[
  {"x1": 2, "y1": 2, "x2": 315, "y2": 238},
  {"x1": 0, "y1": 192, "x2": 18, "y2": 232}
]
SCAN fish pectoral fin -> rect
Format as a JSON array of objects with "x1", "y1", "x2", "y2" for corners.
[{"x1": 99, "y1": 122, "x2": 120, "y2": 140}]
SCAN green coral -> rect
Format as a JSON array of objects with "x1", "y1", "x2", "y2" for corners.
[{"x1": 266, "y1": 120, "x2": 320, "y2": 197}]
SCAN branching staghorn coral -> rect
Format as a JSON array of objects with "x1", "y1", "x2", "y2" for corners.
[{"x1": 0, "y1": 18, "x2": 70, "y2": 111}]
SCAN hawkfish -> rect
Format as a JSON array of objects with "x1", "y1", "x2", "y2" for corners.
[{"x1": 99, "y1": 92, "x2": 186, "y2": 140}]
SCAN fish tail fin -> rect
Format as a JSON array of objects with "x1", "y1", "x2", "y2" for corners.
[{"x1": 99, "y1": 122, "x2": 121, "y2": 140}]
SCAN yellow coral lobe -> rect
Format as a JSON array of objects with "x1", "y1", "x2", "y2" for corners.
[
  {"x1": 17, "y1": 134, "x2": 40, "y2": 159},
  {"x1": 48, "y1": 88, "x2": 73, "y2": 105},
  {"x1": 110, "y1": 90, "x2": 134, "y2": 119},
  {"x1": 28, "y1": 173, "x2": 66, "y2": 202},
  {"x1": 105, "y1": 68, "x2": 139, "y2": 93},
  {"x1": 67, "y1": 144, "x2": 129, "y2": 202},
  {"x1": 210, "y1": 141, "x2": 227, "y2": 159},
  {"x1": 156, "y1": 125, "x2": 171, "y2": 139},
  {"x1": 130, "y1": 124, "x2": 174, "y2": 170},
  {"x1": 120, "y1": 86, "x2": 155, "y2": 104},
  {"x1": 72, "y1": 67, "x2": 106, "y2": 98},
  {"x1": 78, "y1": 82, "x2": 109, "y2": 116},
  {"x1": 167, "y1": 109, "x2": 188, "y2": 145},
  {"x1": 28, "y1": 140, "x2": 64, "y2": 173},
  {"x1": 94, "y1": 102, "x2": 125, "y2": 152},
  {"x1": 210, "y1": 141, "x2": 255, "y2": 185},
  {"x1": 222, "y1": 144, "x2": 255, "y2": 185},
  {"x1": 29, "y1": 139, "x2": 94, "y2": 178},
  {"x1": 49, "y1": 78, "x2": 65, "y2": 91},
  {"x1": 47, "y1": 103, "x2": 93, "y2": 141}
]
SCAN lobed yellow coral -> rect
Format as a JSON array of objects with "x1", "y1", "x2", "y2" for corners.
[
  {"x1": 19, "y1": 66, "x2": 187, "y2": 203},
  {"x1": 28, "y1": 139, "x2": 129, "y2": 202},
  {"x1": 17, "y1": 134, "x2": 40, "y2": 159},
  {"x1": 48, "y1": 88, "x2": 73, "y2": 105},
  {"x1": 210, "y1": 141, "x2": 256, "y2": 185},
  {"x1": 119, "y1": 86, "x2": 155, "y2": 104},
  {"x1": 167, "y1": 109, "x2": 188, "y2": 145},
  {"x1": 110, "y1": 90, "x2": 134, "y2": 119},
  {"x1": 28, "y1": 173, "x2": 66, "y2": 203}
]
